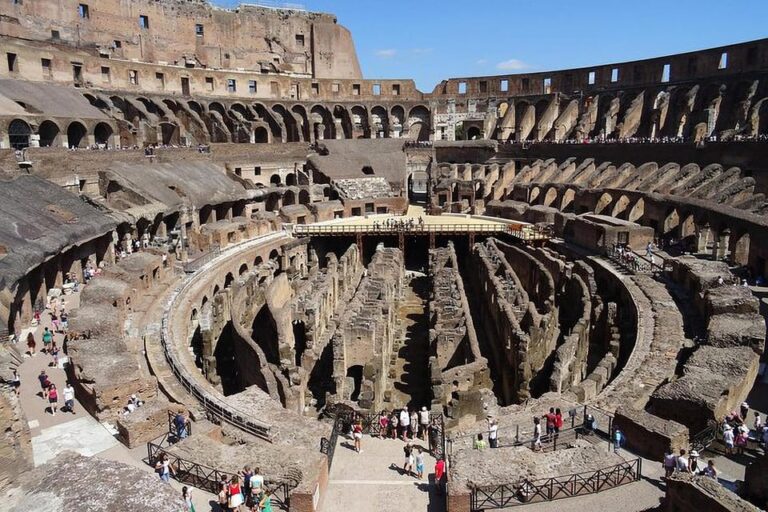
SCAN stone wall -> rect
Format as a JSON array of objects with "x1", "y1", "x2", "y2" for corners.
[
  {"x1": 663, "y1": 473, "x2": 762, "y2": 512},
  {"x1": 613, "y1": 406, "x2": 689, "y2": 461}
]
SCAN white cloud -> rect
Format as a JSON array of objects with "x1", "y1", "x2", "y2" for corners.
[
  {"x1": 476, "y1": 58, "x2": 488, "y2": 66},
  {"x1": 375, "y1": 49, "x2": 397, "y2": 58},
  {"x1": 410, "y1": 48, "x2": 433, "y2": 55},
  {"x1": 496, "y1": 59, "x2": 528, "y2": 71}
]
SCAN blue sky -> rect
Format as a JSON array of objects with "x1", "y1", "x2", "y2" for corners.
[{"x1": 214, "y1": 0, "x2": 768, "y2": 92}]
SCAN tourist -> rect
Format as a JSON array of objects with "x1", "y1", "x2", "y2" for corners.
[
  {"x1": 217, "y1": 482, "x2": 229, "y2": 510},
  {"x1": 741, "y1": 402, "x2": 750, "y2": 421},
  {"x1": 675, "y1": 449, "x2": 690, "y2": 473},
  {"x1": 10, "y1": 369, "x2": 20, "y2": 396},
  {"x1": 428, "y1": 421, "x2": 439, "y2": 454},
  {"x1": 488, "y1": 418, "x2": 499, "y2": 448},
  {"x1": 390, "y1": 411, "x2": 399, "y2": 439},
  {"x1": 63, "y1": 382, "x2": 75, "y2": 414},
  {"x1": 434, "y1": 457, "x2": 446, "y2": 495},
  {"x1": 250, "y1": 467, "x2": 264, "y2": 500},
  {"x1": 474, "y1": 433, "x2": 487, "y2": 450},
  {"x1": 257, "y1": 489, "x2": 273, "y2": 512},
  {"x1": 352, "y1": 418, "x2": 363, "y2": 453},
  {"x1": 717, "y1": 275, "x2": 724, "y2": 286},
  {"x1": 688, "y1": 450, "x2": 700, "y2": 473},
  {"x1": 415, "y1": 447, "x2": 425, "y2": 480},
  {"x1": 174, "y1": 411, "x2": 188, "y2": 440},
  {"x1": 41, "y1": 327, "x2": 53, "y2": 353},
  {"x1": 735, "y1": 427, "x2": 748, "y2": 455},
  {"x1": 227, "y1": 474, "x2": 243, "y2": 510},
  {"x1": 399, "y1": 408, "x2": 410, "y2": 440},
  {"x1": 702, "y1": 460, "x2": 718, "y2": 479},
  {"x1": 419, "y1": 406, "x2": 430, "y2": 439},
  {"x1": 378, "y1": 410, "x2": 389, "y2": 439},
  {"x1": 403, "y1": 442, "x2": 414, "y2": 477},
  {"x1": 663, "y1": 449, "x2": 676, "y2": 478},
  {"x1": 50, "y1": 341, "x2": 60, "y2": 368},
  {"x1": 554, "y1": 408, "x2": 563, "y2": 434},
  {"x1": 532, "y1": 416, "x2": 542, "y2": 451},
  {"x1": 754, "y1": 411, "x2": 763, "y2": 432},
  {"x1": 38, "y1": 370, "x2": 50, "y2": 400},
  {"x1": 613, "y1": 428, "x2": 623, "y2": 453},
  {"x1": 544, "y1": 408, "x2": 556, "y2": 441},
  {"x1": 181, "y1": 486, "x2": 195, "y2": 512},
  {"x1": 723, "y1": 424, "x2": 735, "y2": 455},
  {"x1": 26, "y1": 332, "x2": 36, "y2": 356},
  {"x1": 155, "y1": 453, "x2": 174, "y2": 483},
  {"x1": 241, "y1": 466, "x2": 253, "y2": 508},
  {"x1": 410, "y1": 409, "x2": 419, "y2": 439}
]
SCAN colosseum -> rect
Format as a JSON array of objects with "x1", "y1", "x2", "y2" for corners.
[{"x1": 0, "y1": 2, "x2": 766, "y2": 512}]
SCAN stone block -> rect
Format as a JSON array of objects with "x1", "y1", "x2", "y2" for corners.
[{"x1": 614, "y1": 406, "x2": 689, "y2": 461}]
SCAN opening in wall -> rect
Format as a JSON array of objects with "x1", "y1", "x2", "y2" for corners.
[
  {"x1": 543, "y1": 77, "x2": 551, "y2": 94},
  {"x1": 588, "y1": 71, "x2": 596, "y2": 85},
  {"x1": 500, "y1": 79, "x2": 509, "y2": 92},
  {"x1": 718, "y1": 52, "x2": 728, "y2": 69},
  {"x1": 78, "y1": 3, "x2": 89, "y2": 19},
  {"x1": 372, "y1": 83, "x2": 381, "y2": 95},
  {"x1": 458, "y1": 81, "x2": 467, "y2": 94},
  {"x1": 661, "y1": 63, "x2": 670, "y2": 83},
  {"x1": 139, "y1": 15, "x2": 149, "y2": 29},
  {"x1": 610, "y1": 68, "x2": 619, "y2": 83},
  {"x1": 195, "y1": 24, "x2": 204, "y2": 37}
]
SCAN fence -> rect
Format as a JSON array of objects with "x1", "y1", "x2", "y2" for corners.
[
  {"x1": 470, "y1": 458, "x2": 642, "y2": 510},
  {"x1": 448, "y1": 404, "x2": 614, "y2": 454},
  {"x1": 183, "y1": 245, "x2": 221, "y2": 273},
  {"x1": 146, "y1": 442, "x2": 294, "y2": 510},
  {"x1": 320, "y1": 407, "x2": 447, "y2": 467}
]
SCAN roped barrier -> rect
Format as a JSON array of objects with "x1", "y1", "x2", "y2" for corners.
[
  {"x1": 147, "y1": 441, "x2": 294, "y2": 510},
  {"x1": 160, "y1": 232, "x2": 289, "y2": 442},
  {"x1": 470, "y1": 457, "x2": 642, "y2": 510}
]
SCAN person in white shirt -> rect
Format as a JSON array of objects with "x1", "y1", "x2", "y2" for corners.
[
  {"x1": 488, "y1": 418, "x2": 499, "y2": 448},
  {"x1": 399, "y1": 409, "x2": 410, "y2": 440},
  {"x1": 675, "y1": 449, "x2": 690, "y2": 472},
  {"x1": 63, "y1": 383, "x2": 76, "y2": 414},
  {"x1": 418, "y1": 406, "x2": 430, "y2": 439},
  {"x1": 754, "y1": 411, "x2": 763, "y2": 431}
]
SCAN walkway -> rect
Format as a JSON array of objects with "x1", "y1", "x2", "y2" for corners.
[
  {"x1": 12, "y1": 282, "x2": 216, "y2": 511},
  {"x1": 324, "y1": 433, "x2": 443, "y2": 512},
  {"x1": 391, "y1": 274, "x2": 431, "y2": 409}
]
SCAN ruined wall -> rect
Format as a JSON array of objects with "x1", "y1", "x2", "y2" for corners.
[
  {"x1": 0, "y1": 0, "x2": 361, "y2": 78},
  {"x1": 428, "y1": 243, "x2": 491, "y2": 413},
  {"x1": 663, "y1": 473, "x2": 762, "y2": 512},
  {"x1": 330, "y1": 245, "x2": 403, "y2": 411}
]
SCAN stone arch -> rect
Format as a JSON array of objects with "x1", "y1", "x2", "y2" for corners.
[
  {"x1": 291, "y1": 104, "x2": 311, "y2": 141},
  {"x1": 159, "y1": 122, "x2": 180, "y2": 145},
  {"x1": 37, "y1": 120, "x2": 61, "y2": 147},
  {"x1": 94, "y1": 122, "x2": 113, "y2": 145},
  {"x1": 285, "y1": 174, "x2": 297, "y2": 186},
  {"x1": 680, "y1": 213, "x2": 696, "y2": 239},
  {"x1": 273, "y1": 103, "x2": 300, "y2": 142},
  {"x1": 594, "y1": 192, "x2": 613, "y2": 215},
  {"x1": 209, "y1": 102, "x2": 227, "y2": 118},
  {"x1": 238, "y1": 263, "x2": 248, "y2": 276},
  {"x1": 528, "y1": 186, "x2": 541, "y2": 204},
  {"x1": 391, "y1": 105, "x2": 405, "y2": 135},
  {"x1": 627, "y1": 197, "x2": 645, "y2": 223},
  {"x1": 310, "y1": 104, "x2": 335, "y2": 140},
  {"x1": 466, "y1": 126, "x2": 481, "y2": 140},
  {"x1": 283, "y1": 189, "x2": 296, "y2": 206},
  {"x1": 543, "y1": 187, "x2": 559, "y2": 207},
  {"x1": 560, "y1": 188, "x2": 576, "y2": 212},
  {"x1": 662, "y1": 208, "x2": 680, "y2": 237},
  {"x1": 611, "y1": 194, "x2": 631, "y2": 219},
  {"x1": 371, "y1": 105, "x2": 389, "y2": 137},
  {"x1": 251, "y1": 305, "x2": 280, "y2": 364},
  {"x1": 265, "y1": 192, "x2": 280, "y2": 211},
  {"x1": 67, "y1": 121, "x2": 88, "y2": 148},
  {"x1": 350, "y1": 105, "x2": 370, "y2": 138},
  {"x1": 254, "y1": 255, "x2": 264, "y2": 267},
  {"x1": 407, "y1": 105, "x2": 431, "y2": 141},
  {"x1": 224, "y1": 272, "x2": 234, "y2": 289},
  {"x1": 333, "y1": 105, "x2": 353, "y2": 139},
  {"x1": 299, "y1": 189, "x2": 310, "y2": 205},
  {"x1": 253, "y1": 125, "x2": 269, "y2": 143},
  {"x1": 270, "y1": 174, "x2": 282, "y2": 186}
]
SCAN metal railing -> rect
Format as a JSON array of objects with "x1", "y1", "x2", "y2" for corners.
[
  {"x1": 146, "y1": 442, "x2": 294, "y2": 510},
  {"x1": 183, "y1": 245, "x2": 221, "y2": 273},
  {"x1": 470, "y1": 457, "x2": 642, "y2": 510},
  {"x1": 160, "y1": 233, "x2": 290, "y2": 442},
  {"x1": 293, "y1": 222, "x2": 551, "y2": 242},
  {"x1": 690, "y1": 420, "x2": 719, "y2": 454}
]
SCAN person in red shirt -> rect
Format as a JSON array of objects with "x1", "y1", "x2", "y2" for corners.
[
  {"x1": 544, "y1": 407, "x2": 556, "y2": 441},
  {"x1": 434, "y1": 458, "x2": 446, "y2": 495}
]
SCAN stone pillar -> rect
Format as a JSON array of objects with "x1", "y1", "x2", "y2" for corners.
[
  {"x1": 695, "y1": 224, "x2": 709, "y2": 253},
  {"x1": 716, "y1": 228, "x2": 730, "y2": 261}
]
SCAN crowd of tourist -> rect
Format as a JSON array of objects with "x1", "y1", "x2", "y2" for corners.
[
  {"x1": 501, "y1": 133, "x2": 768, "y2": 146},
  {"x1": 372, "y1": 217, "x2": 425, "y2": 231}
]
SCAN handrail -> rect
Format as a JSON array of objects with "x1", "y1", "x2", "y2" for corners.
[
  {"x1": 293, "y1": 223, "x2": 552, "y2": 241},
  {"x1": 147, "y1": 442, "x2": 295, "y2": 510},
  {"x1": 470, "y1": 457, "x2": 642, "y2": 510},
  {"x1": 160, "y1": 233, "x2": 289, "y2": 441}
]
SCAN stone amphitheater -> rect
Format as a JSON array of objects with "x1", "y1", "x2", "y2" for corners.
[{"x1": 0, "y1": 2, "x2": 766, "y2": 512}]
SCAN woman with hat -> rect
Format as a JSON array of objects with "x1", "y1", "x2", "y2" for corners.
[{"x1": 723, "y1": 424, "x2": 735, "y2": 455}]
